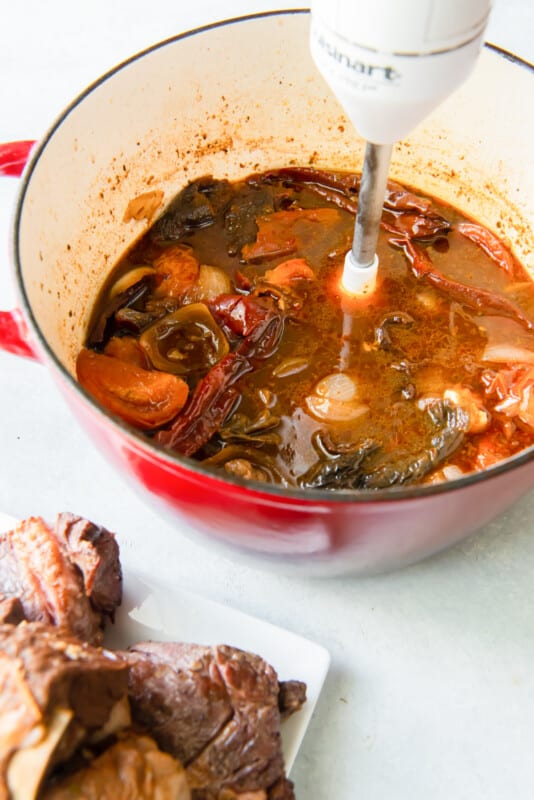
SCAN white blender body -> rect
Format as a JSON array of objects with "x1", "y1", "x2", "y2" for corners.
[
  {"x1": 310, "y1": 0, "x2": 491, "y2": 146},
  {"x1": 310, "y1": 0, "x2": 492, "y2": 295}
]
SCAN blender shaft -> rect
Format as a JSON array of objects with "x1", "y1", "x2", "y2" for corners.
[{"x1": 351, "y1": 142, "x2": 393, "y2": 268}]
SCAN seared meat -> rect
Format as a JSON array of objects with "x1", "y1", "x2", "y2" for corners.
[
  {"x1": 278, "y1": 681, "x2": 307, "y2": 720},
  {"x1": 189, "y1": 776, "x2": 295, "y2": 800},
  {"x1": 125, "y1": 642, "x2": 300, "y2": 799},
  {"x1": 0, "y1": 621, "x2": 130, "y2": 799},
  {"x1": 126, "y1": 642, "x2": 234, "y2": 766},
  {"x1": 268, "y1": 778, "x2": 297, "y2": 800},
  {"x1": 41, "y1": 734, "x2": 190, "y2": 800},
  {"x1": 0, "y1": 595, "x2": 25, "y2": 625},
  {"x1": 0, "y1": 514, "x2": 121, "y2": 643},
  {"x1": 55, "y1": 512, "x2": 122, "y2": 620},
  {"x1": 0, "y1": 515, "x2": 99, "y2": 642},
  {"x1": 0, "y1": 514, "x2": 305, "y2": 799}
]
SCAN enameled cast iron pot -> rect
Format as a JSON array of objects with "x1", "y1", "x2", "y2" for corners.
[{"x1": 1, "y1": 11, "x2": 533, "y2": 576}]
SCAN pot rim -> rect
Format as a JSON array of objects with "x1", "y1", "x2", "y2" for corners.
[{"x1": 12, "y1": 9, "x2": 534, "y2": 505}]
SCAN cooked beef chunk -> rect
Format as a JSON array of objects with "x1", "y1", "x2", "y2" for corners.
[
  {"x1": 0, "y1": 621, "x2": 130, "y2": 799},
  {"x1": 0, "y1": 516, "x2": 101, "y2": 643},
  {"x1": 41, "y1": 734, "x2": 190, "y2": 800},
  {"x1": 0, "y1": 514, "x2": 121, "y2": 644},
  {"x1": 278, "y1": 680, "x2": 307, "y2": 720},
  {"x1": 125, "y1": 642, "x2": 298, "y2": 798},
  {"x1": 0, "y1": 595, "x2": 25, "y2": 625},
  {"x1": 190, "y1": 777, "x2": 296, "y2": 800},
  {"x1": 55, "y1": 512, "x2": 122, "y2": 620},
  {"x1": 125, "y1": 642, "x2": 234, "y2": 765},
  {"x1": 0, "y1": 513, "x2": 305, "y2": 798},
  {"x1": 268, "y1": 777, "x2": 297, "y2": 800}
]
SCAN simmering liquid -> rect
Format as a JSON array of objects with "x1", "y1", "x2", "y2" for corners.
[{"x1": 77, "y1": 169, "x2": 534, "y2": 490}]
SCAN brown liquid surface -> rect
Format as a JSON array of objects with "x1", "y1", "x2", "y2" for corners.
[{"x1": 81, "y1": 171, "x2": 534, "y2": 490}]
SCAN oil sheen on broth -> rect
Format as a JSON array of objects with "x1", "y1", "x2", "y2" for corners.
[{"x1": 76, "y1": 168, "x2": 534, "y2": 490}]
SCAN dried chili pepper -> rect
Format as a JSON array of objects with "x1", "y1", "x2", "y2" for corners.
[
  {"x1": 157, "y1": 295, "x2": 285, "y2": 455},
  {"x1": 394, "y1": 238, "x2": 534, "y2": 332},
  {"x1": 155, "y1": 353, "x2": 251, "y2": 455},
  {"x1": 456, "y1": 222, "x2": 517, "y2": 277}
]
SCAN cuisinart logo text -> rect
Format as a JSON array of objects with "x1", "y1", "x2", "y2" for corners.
[{"x1": 316, "y1": 34, "x2": 401, "y2": 83}]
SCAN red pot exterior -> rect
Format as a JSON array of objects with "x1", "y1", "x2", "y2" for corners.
[{"x1": 64, "y1": 376, "x2": 534, "y2": 575}]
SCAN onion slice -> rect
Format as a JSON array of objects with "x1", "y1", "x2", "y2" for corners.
[
  {"x1": 478, "y1": 316, "x2": 534, "y2": 364},
  {"x1": 306, "y1": 372, "x2": 369, "y2": 422}
]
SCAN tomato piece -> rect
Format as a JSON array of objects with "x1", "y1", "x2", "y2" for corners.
[
  {"x1": 242, "y1": 213, "x2": 296, "y2": 260},
  {"x1": 153, "y1": 244, "x2": 199, "y2": 299},
  {"x1": 482, "y1": 365, "x2": 534, "y2": 430},
  {"x1": 474, "y1": 432, "x2": 513, "y2": 470},
  {"x1": 104, "y1": 336, "x2": 150, "y2": 369},
  {"x1": 242, "y1": 208, "x2": 342, "y2": 261},
  {"x1": 76, "y1": 348, "x2": 188, "y2": 430},
  {"x1": 263, "y1": 258, "x2": 315, "y2": 287}
]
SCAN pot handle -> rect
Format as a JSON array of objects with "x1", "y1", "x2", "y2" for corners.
[
  {"x1": 0, "y1": 140, "x2": 40, "y2": 359},
  {"x1": 0, "y1": 140, "x2": 36, "y2": 177}
]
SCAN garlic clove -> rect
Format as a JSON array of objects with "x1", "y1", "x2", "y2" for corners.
[
  {"x1": 109, "y1": 267, "x2": 155, "y2": 299},
  {"x1": 314, "y1": 372, "x2": 358, "y2": 402}
]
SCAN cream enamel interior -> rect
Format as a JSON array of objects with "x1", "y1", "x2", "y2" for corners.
[{"x1": 16, "y1": 14, "x2": 534, "y2": 375}]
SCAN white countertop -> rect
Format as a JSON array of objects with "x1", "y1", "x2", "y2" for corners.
[{"x1": 1, "y1": 3, "x2": 533, "y2": 798}]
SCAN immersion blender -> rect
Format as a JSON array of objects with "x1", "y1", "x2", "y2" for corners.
[{"x1": 310, "y1": 0, "x2": 492, "y2": 297}]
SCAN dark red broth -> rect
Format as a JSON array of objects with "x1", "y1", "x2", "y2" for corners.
[{"x1": 77, "y1": 169, "x2": 534, "y2": 490}]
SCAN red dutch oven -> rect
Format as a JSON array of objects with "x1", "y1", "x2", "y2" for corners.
[{"x1": 1, "y1": 12, "x2": 533, "y2": 575}]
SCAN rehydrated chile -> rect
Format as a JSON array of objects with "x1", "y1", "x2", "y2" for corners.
[
  {"x1": 150, "y1": 176, "x2": 233, "y2": 242},
  {"x1": 299, "y1": 399, "x2": 469, "y2": 490}
]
